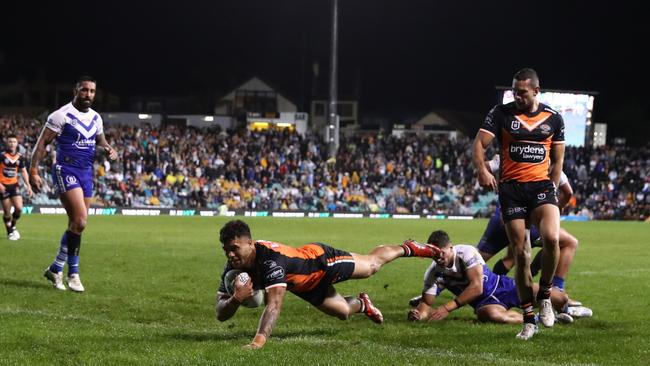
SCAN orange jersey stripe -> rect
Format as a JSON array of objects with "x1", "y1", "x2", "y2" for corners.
[
  {"x1": 256, "y1": 241, "x2": 325, "y2": 259},
  {"x1": 286, "y1": 270, "x2": 325, "y2": 292}
]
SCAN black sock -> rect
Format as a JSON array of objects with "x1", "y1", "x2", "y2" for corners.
[
  {"x1": 492, "y1": 259, "x2": 509, "y2": 275},
  {"x1": 536, "y1": 283, "x2": 552, "y2": 302},
  {"x1": 3, "y1": 216, "x2": 11, "y2": 234}
]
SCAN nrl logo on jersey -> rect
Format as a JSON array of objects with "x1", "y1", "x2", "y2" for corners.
[{"x1": 511, "y1": 120, "x2": 520, "y2": 130}]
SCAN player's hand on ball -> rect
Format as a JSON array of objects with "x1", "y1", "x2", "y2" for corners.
[
  {"x1": 430, "y1": 305, "x2": 450, "y2": 321},
  {"x1": 407, "y1": 308, "x2": 421, "y2": 321},
  {"x1": 233, "y1": 272, "x2": 254, "y2": 303}
]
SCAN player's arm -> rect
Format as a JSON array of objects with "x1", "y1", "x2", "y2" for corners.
[
  {"x1": 244, "y1": 285, "x2": 287, "y2": 350},
  {"x1": 19, "y1": 167, "x2": 33, "y2": 198},
  {"x1": 29, "y1": 127, "x2": 58, "y2": 192},
  {"x1": 96, "y1": 133, "x2": 118, "y2": 161},
  {"x1": 429, "y1": 265, "x2": 484, "y2": 321},
  {"x1": 549, "y1": 143, "x2": 565, "y2": 188},
  {"x1": 472, "y1": 130, "x2": 497, "y2": 191},
  {"x1": 556, "y1": 172, "x2": 573, "y2": 209},
  {"x1": 407, "y1": 293, "x2": 436, "y2": 321},
  {"x1": 215, "y1": 276, "x2": 254, "y2": 322}
]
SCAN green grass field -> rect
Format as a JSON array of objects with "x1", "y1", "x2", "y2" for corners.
[{"x1": 1, "y1": 216, "x2": 649, "y2": 365}]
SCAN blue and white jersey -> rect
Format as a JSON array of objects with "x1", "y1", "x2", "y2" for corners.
[
  {"x1": 45, "y1": 103, "x2": 103, "y2": 169},
  {"x1": 422, "y1": 244, "x2": 500, "y2": 307}
]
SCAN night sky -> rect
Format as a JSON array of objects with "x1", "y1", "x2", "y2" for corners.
[{"x1": 2, "y1": 1, "x2": 648, "y2": 144}]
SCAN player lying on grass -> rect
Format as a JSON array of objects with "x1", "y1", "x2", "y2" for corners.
[
  {"x1": 407, "y1": 230, "x2": 580, "y2": 330},
  {"x1": 215, "y1": 219, "x2": 440, "y2": 349}
]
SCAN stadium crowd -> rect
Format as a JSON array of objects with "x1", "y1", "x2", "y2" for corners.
[{"x1": 1, "y1": 114, "x2": 649, "y2": 220}]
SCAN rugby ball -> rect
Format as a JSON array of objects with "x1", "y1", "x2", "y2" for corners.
[{"x1": 224, "y1": 269, "x2": 264, "y2": 308}]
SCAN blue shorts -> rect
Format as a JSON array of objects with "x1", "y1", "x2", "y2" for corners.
[
  {"x1": 52, "y1": 164, "x2": 94, "y2": 198},
  {"x1": 473, "y1": 275, "x2": 520, "y2": 310},
  {"x1": 477, "y1": 214, "x2": 541, "y2": 255}
]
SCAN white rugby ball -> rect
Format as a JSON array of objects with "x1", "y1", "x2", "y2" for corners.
[{"x1": 224, "y1": 269, "x2": 264, "y2": 308}]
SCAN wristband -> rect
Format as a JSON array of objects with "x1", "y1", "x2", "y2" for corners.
[
  {"x1": 453, "y1": 298, "x2": 462, "y2": 308},
  {"x1": 251, "y1": 334, "x2": 267, "y2": 348}
]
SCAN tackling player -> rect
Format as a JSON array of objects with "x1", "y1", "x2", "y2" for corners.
[{"x1": 407, "y1": 230, "x2": 572, "y2": 325}]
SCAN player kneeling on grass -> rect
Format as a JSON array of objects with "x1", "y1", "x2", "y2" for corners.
[
  {"x1": 215, "y1": 219, "x2": 441, "y2": 349},
  {"x1": 407, "y1": 230, "x2": 572, "y2": 333}
]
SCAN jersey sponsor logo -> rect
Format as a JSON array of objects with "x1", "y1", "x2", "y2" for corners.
[
  {"x1": 505, "y1": 206, "x2": 526, "y2": 216},
  {"x1": 73, "y1": 133, "x2": 96, "y2": 150},
  {"x1": 265, "y1": 266, "x2": 285, "y2": 282},
  {"x1": 537, "y1": 193, "x2": 546, "y2": 200},
  {"x1": 509, "y1": 142, "x2": 546, "y2": 163}
]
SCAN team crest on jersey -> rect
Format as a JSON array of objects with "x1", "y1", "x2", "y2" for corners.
[
  {"x1": 511, "y1": 120, "x2": 520, "y2": 130},
  {"x1": 69, "y1": 119, "x2": 77, "y2": 126},
  {"x1": 537, "y1": 193, "x2": 546, "y2": 200},
  {"x1": 65, "y1": 175, "x2": 78, "y2": 186}
]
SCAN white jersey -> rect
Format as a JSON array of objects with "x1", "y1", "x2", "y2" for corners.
[
  {"x1": 488, "y1": 154, "x2": 568, "y2": 187},
  {"x1": 45, "y1": 102, "x2": 104, "y2": 168},
  {"x1": 422, "y1": 244, "x2": 488, "y2": 297}
]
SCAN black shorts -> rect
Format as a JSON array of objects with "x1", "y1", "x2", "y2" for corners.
[
  {"x1": 498, "y1": 180, "x2": 558, "y2": 222},
  {"x1": 294, "y1": 243, "x2": 356, "y2": 306},
  {"x1": 1, "y1": 184, "x2": 20, "y2": 200}
]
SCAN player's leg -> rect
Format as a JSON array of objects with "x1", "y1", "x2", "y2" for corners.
[
  {"x1": 531, "y1": 203, "x2": 560, "y2": 327},
  {"x1": 9, "y1": 194, "x2": 23, "y2": 239},
  {"x1": 477, "y1": 214, "x2": 510, "y2": 273},
  {"x1": 477, "y1": 304, "x2": 523, "y2": 324},
  {"x1": 495, "y1": 245, "x2": 516, "y2": 275},
  {"x1": 554, "y1": 228, "x2": 578, "y2": 289},
  {"x1": 349, "y1": 240, "x2": 437, "y2": 280},
  {"x1": 349, "y1": 246, "x2": 404, "y2": 279},
  {"x1": 316, "y1": 286, "x2": 383, "y2": 323},
  {"x1": 504, "y1": 219, "x2": 535, "y2": 319},
  {"x1": 58, "y1": 189, "x2": 89, "y2": 292},
  {"x1": 1, "y1": 196, "x2": 12, "y2": 237}
]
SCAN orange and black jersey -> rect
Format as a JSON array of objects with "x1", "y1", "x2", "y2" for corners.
[
  {"x1": 0, "y1": 151, "x2": 26, "y2": 185},
  {"x1": 480, "y1": 102, "x2": 565, "y2": 183},
  {"x1": 218, "y1": 240, "x2": 354, "y2": 294}
]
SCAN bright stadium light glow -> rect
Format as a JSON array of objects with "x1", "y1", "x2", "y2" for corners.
[
  {"x1": 276, "y1": 123, "x2": 292, "y2": 127},
  {"x1": 138, "y1": 114, "x2": 151, "y2": 120},
  {"x1": 204, "y1": 116, "x2": 214, "y2": 121}
]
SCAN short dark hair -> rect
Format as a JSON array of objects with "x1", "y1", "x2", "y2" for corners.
[
  {"x1": 76, "y1": 75, "x2": 97, "y2": 88},
  {"x1": 219, "y1": 220, "x2": 252, "y2": 245},
  {"x1": 5, "y1": 134, "x2": 18, "y2": 140},
  {"x1": 427, "y1": 230, "x2": 451, "y2": 248},
  {"x1": 513, "y1": 68, "x2": 539, "y2": 87}
]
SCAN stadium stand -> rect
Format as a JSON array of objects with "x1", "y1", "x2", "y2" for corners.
[{"x1": 1, "y1": 115, "x2": 648, "y2": 220}]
